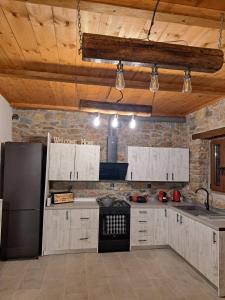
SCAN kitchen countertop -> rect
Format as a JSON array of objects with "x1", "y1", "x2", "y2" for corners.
[{"x1": 45, "y1": 197, "x2": 99, "y2": 210}]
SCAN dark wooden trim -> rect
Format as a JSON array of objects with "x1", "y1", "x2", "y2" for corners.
[
  {"x1": 192, "y1": 127, "x2": 225, "y2": 140},
  {"x1": 80, "y1": 99, "x2": 152, "y2": 116},
  {"x1": 82, "y1": 33, "x2": 224, "y2": 73}
]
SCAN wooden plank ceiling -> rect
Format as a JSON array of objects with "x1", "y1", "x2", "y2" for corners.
[{"x1": 0, "y1": 0, "x2": 225, "y2": 116}]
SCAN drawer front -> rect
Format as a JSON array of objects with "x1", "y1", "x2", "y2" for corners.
[
  {"x1": 132, "y1": 231, "x2": 153, "y2": 246},
  {"x1": 70, "y1": 228, "x2": 98, "y2": 249},
  {"x1": 132, "y1": 209, "x2": 153, "y2": 221},
  {"x1": 70, "y1": 209, "x2": 99, "y2": 229}
]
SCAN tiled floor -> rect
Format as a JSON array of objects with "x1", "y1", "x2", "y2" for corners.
[{"x1": 0, "y1": 249, "x2": 220, "y2": 300}]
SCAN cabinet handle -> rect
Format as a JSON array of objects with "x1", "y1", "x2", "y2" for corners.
[
  {"x1": 166, "y1": 173, "x2": 168, "y2": 180},
  {"x1": 66, "y1": 211, "x2": 69, "y2": 220},
  {"x1": 180, "y1": 215, "x2": 183, "y2": 224},
  {"x1": 80, "y1": 237, "x2": 88, "y2": 240},
  {"x1": 176, "y1": 214, "x2": 179, "y2": 223},
  {"x1": 139, "y1": 211, "x2": 147, "y2": 214},
  {"x1": 139, "y1": 220, "x2": 147, "y2": 223},
  {"x1": 131, "y1": 172, "x2": 133, "y2": 180},
  {"x1": 138, "y1": 239, "x2": 147, "y2": 242},
  {"x1": 165, "y1": 209, "x2": 167, "y2": 217},
  {"x1": 70, "y1": 171, "x2": 72, "y2": 180},
  {"x1": 77, "y1": 171, "x2": 78, "y2": 180},
  {"x1": 139, "y1": 230, "x2": 147, "y2": 233},
  {"x1": 80, "y1": 217, "x2": 89, "y2": 220},
  {"x1": 213, "y1": 232, "x2": 216, "y2": 244},
  {"x1": 172, "y1": 173, "x2": 174, "y2": 181}
]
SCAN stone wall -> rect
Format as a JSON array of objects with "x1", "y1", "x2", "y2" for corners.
[
  {"x1": 185, "y1": 98, "x2": 225, "y2": 208},
  {"x1": 12, "y1": 100, "x2": 225, "y2": 206},
  {"x1": 12, "y1": 109, "x2": 188, "y2": 199}
]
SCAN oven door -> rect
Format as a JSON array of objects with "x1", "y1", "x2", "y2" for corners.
[{"x1": 99, "y1": 212, "x2": 130, "y2": 240}]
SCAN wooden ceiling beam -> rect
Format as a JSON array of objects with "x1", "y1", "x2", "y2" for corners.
[
  {"x1": 82, "y1": 33, "x2": 224, "y2": 73},
  {"x1": 1, "y1": 67, "x2": 225, "y2": 95},
  {"x1": 15, "y1": 0, "x2": 225, "y2": 29}
]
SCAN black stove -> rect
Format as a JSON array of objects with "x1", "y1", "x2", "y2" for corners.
[
  {"x1": 97, "y1": 198, "x2": 130, "y2": 208},
  {"x1": 97, "y1": 197, "x2": 130, "y2": 253}
]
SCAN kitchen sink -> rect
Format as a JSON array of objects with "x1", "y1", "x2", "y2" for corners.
[{"x1": 174, "y1": 205, "x2": 225, "y2": 217}]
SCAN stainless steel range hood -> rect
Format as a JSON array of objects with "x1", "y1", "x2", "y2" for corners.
[{"x1": 99, "y1": 120, "x2": 128, "y2": 181}]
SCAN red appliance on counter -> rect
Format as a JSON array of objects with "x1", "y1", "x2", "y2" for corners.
[
  {"x1": 158, "y1": 191, "x2": 168, "y2": 202},
  {"x1": 173, "y1": 190, "x2": 181, "y2": 202}
]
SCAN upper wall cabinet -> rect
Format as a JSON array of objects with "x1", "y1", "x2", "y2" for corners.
[
  {"x1": 126, "y1": 146, "x2": 151, "y2": 181},
  {"x1": 127, "y1": 146, "x2": 189, "y2": 182},
  {"x1": 49, "y1": 143, "x2": 75, "y2": 181},
  {"x1": 75, "y1": 145, "x2": 100, "y2": 181},
  {"x1": 49, "y1": 143, "x2": 100, "y2": 181}
]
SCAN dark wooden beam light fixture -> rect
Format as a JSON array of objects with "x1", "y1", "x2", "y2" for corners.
[
  {"x1": 82, "y1": 33, "x2": 224, "y2": 73},
  {"x1": 80, "y1": 99, "x2": 152, "y2": 117}
]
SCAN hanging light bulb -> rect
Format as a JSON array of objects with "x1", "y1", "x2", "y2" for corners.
[
  {"x1": 93, "y1": 113, "x2": 100, "y2": 127},
  {"x1": 129, "y1": 115, "x2": 136, "y2": 129},
  {"x1": 111, "y1": 114, "x2": 119, "y2": 128},
  {"x1": 182, "y1": 69, "x2": 192, "y2": 93},
  {"x1": 149, "y1": 65, "x2": 159, "y2": 93},
  {"x1": 115, "y1": 61, "x2": 125, "y2": 91}
]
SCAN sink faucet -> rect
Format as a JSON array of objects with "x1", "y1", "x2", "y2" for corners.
[{"x1": 195, "y1": 188, "x2": 210, "y2": 210}]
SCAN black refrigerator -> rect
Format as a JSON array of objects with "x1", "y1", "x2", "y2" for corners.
[{"x1": 1, "y1": 142, "x2": 46, "y2": 260}]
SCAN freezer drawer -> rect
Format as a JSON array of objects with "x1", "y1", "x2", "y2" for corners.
[{"x1": 1, "y1": 210, "x2": 41, "y2": 259}]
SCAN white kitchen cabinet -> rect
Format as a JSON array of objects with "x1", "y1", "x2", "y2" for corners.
[
  {"x1": 153, "y1": 208, "x2": 168, "y2": 245},
  {"x1": 168, "y1": 209, "x2": 180, "y2": 251},
  {"x1": 126, "y1": 146, "x2": 150, "y2": 181},
  {"x1": 131, "y1": 208, "x2": 154, "y2": 246},
  {"x1": 49, "y1": 143, "x2": 75, "y2": 181},
  {"x1": 44, "y1": 209, "x2": 70, "y2": 251},
  {"x1": 196, "y1": 222, "x2": 218, "y2": 286},
  {"x1": 149, "y1": 148, "x2": 170, "y2": 181},
  {"x1": 168, "y1": 209, "x2": 218, "y2": 288},
  {"x1": 44, "y1": 208, "x2": 99, "y2": 253},
  {"x1": 126, "y1": 146, "x2": 189, "y2": 182},
  {"x1": 169, "y1": 148, "x2": 189, "y2": 182},
  {"x1": 69, "y1": 208, "x2": 98, "y2": 250},
  {"x1": 74, "y1": 145, "x2": 100, "y2": 181},
  {"x1": 48, "y1": 143, "x2": 100, "y2": 181}
]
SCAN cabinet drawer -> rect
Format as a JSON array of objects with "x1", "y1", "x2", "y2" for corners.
[
  {"x1": 70, "y1": 209, "x2": 99, "y2": 229},
  {"x1": 132, "y1": 209, "x2": 153, "y2": 221},
  {"x1": 70, "y1": 228, "x2": 98, "y2": 250},
  {"x1": 133, "y1": 232, "x2": 153, "y2": 246}
]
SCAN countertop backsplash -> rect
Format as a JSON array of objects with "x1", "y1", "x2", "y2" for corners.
[{"x1": 49, "y1": 180, "x2": 186, "y2": 201}]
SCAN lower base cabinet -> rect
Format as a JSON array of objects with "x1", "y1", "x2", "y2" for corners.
[
  {"x1": 43, "y1": 208, "x2": 99, "y2": 253},
  {"x1": 44, "y1": 210, "x2": 70, "y2": 251},
  {"x1": 131, "y1": 208, "x2": 168, "y2": 247},
  {"x1": 168, "y1": 209, "x2": 220, "y2": 292}
]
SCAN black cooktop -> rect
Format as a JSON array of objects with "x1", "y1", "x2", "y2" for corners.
[{"x1": 97, "y1": 198, "x2": 130, "y2": 208}]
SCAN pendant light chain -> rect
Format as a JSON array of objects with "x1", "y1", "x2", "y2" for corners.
[
  {"x1": 77, "y1": 0, "x2": 83, "y2": 55},
  {"x1": 147, "y1": 0, "x2": 160, "y2": 41}
]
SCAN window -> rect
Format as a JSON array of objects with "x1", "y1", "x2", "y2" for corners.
[{"x1": 211, "y1": 139, "x2": 225, "y2": 193}]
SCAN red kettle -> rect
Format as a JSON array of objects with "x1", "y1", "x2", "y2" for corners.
[{"x1": 173, "y1": 190, "x2": 181, "y2": 202}]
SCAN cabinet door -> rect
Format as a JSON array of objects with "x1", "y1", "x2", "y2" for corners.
[
  {"x1": 49, "y1": 143, "x2": 75, "y2": 181},
  {"x1": 149, "y1": 147, "x2": 170, "y2": 181},
  {"x1": 197, "y1": 223, "x2": 218, "y2": 286},
  {"x1": 169, "y1": 148, "x2": 189, "y2": 182},
  {"x1": 44, "y1": 210, "x2": 70, "y2": 251},
  {"x1": 126, "y1": 147, "x2": 150, "y2": 181},
  {"x1": 74, "y1": 145, "x2": 100, "y2": 181},
  {"x1": 168, "y1": 209, "x2": 180, "y2": 251},
  {"x1": 153, "y1": 208, "x2": 168, "y2": 245}
]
